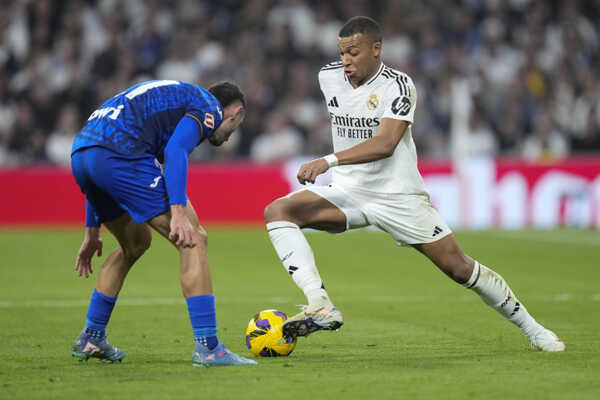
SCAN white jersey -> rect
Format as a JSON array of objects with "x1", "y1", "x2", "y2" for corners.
[{"x1": 319, "y1": 61, "x2": 428, "y2": 194}]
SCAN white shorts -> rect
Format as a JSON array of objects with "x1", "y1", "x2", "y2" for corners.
[{"x1": 297, "y1": 183, "x2": 452, "y2": 246}]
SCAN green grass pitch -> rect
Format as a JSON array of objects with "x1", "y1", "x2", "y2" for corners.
[{"x1": 0, "y1": 227, "x2": 598, "y2": 399}]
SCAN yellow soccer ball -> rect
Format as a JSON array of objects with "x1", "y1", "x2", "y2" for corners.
[{"x1": 245, "y1": 309, "x2": 297, "y2": 357}]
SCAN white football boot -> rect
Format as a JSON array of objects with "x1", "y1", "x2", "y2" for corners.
[
  {"x1": 283, "y1": 305, "x2": 344, "y2": 338},
  {"x1": 527, "y1": 328, "x2": 566, "y2": 352}
]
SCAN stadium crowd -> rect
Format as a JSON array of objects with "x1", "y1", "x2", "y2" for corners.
[{"x1": 1, "y1": 0, "x2": 599, "y2": 166}]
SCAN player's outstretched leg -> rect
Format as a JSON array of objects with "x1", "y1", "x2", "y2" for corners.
[{"x1": 465, "y1": 261, "x2": 565, "y2": 352}]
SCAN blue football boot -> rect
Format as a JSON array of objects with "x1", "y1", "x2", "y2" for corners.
[
  {"x1": 71, "y1": 330, "x2": 125, "y2": 363},
  {"x1": 192, "y1": 342, "x2": 257, "y2": 367}
]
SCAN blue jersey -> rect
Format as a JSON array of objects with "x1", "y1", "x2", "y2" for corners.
[{"x1": 72, "y1": 80, "x2": 223, "y2": 159}]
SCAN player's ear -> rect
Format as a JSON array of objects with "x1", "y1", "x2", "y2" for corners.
[
  {"x1": 231, "y1": 105, "x2": 245, "y2": 122},
  {"x1": 372, "y1": 40, "x2": 382, "y2": 58},
  {"x1": 226, "y1": 103, "x2": 242, "y2": 117}
]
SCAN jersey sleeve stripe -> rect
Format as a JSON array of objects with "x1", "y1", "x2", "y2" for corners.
[
  {"x1": 184, "y1": 113, "x2": 204, "y2": 137},
  {"x1": 395, "y1": 78, "x2": 407, "y2": 96},
  {"x1": 383, "y1": 67, "x2": 410, "y2": 97},
  {"x1": 400, "y1": 75, "x2": 411, "y2": 96},
  {"x1": 383, "y1": 67, "x2": 400, "y2": 78}
]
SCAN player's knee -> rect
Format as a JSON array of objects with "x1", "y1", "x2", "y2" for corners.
[
  {"x1": 264, "y1": 198, "x2": 288, "y2": 223},
  {"x1": 446, "y1": 254, "x2": 473, "y2": 284},
  {"x1": 123, "y1": 232, "x2": 152, "y2": 264},
  {"x1": 123, "y1": 245, "x2": 148, "y2": 265},
  {"x1": 194, "y1": 226, "x2": 208, "y2": 247}
]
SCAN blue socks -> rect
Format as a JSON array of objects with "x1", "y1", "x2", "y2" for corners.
[
  {"x1": 186, "y1": 294, "x2": 219, "y2": 350},
  {"x1": 85, "y1": 288, "x2": 117, "y2": 337},
  {"x1": 83, "y1": 290, "x2": 219, "y2": 350}
]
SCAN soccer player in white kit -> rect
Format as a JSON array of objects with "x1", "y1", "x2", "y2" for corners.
[{"x1": 264, "y1": 16, "x2": 564, "y2": 352}]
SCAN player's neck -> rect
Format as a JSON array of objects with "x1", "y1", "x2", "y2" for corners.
[{"x1": 350, "y1": 61, "x2": 382, "y2": 88}]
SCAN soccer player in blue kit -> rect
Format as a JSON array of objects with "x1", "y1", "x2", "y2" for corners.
[{"x1": 70, "y1": 80, "x2": 256, "y2": 367}]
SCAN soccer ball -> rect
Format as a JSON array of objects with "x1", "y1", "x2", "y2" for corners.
[{"x1": 245, "y1": 309, "x2": 297, "y2": 357}]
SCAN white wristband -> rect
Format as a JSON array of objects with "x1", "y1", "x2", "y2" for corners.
[{"x1": 323, "y1": 153, "x2": 339, "y2": 168}]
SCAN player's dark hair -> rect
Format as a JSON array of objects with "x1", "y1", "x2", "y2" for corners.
[
  {"x1": 208, "y1": 81, "x2": 246, "y2": 108},
  {"x1": 339, "y1": 16, "x2": 382, "y2": 43}
]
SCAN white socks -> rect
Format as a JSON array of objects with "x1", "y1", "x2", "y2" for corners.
[
  {"x1": 464, "y1": 261, "x2": 542, "y2": 337},
  {"x1": 267, "y1": 221, "x2": 332, "y2": 308}
]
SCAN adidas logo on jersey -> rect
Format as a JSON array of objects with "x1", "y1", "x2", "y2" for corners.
[
  {"x1": 328, "y1": 97, "x2": 339, "y2": 108},
  {"x1": 433, "y1": 226, "x2": 443, "y2": 237}
]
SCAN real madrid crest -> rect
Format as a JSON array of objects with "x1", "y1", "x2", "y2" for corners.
[{"x1": 367, "y1": 94, "x2": 379, "y2": 110}]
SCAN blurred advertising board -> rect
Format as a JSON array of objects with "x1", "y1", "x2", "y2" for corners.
[{"x1": 1, "y1": 157, "x2": 599, "y2": 228}]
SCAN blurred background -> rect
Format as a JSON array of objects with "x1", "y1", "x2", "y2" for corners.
[
  {"x1": 0, "y1": 0, "x2": 599, "y2": 229},
  {"x1": 1, "y1": 0, "x2": 600, "y2": 165}
]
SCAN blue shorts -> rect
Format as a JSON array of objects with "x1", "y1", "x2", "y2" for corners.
[{"x1": 71, "y1": 146, "x2": 177, "y2": 224}]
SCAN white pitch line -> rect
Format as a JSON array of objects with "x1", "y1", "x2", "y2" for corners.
[
  {"x1": 318, "y1": 228, "x2": 600, "y2": 246},
  {"x1": 0, "y1": 298, "x2": 181, "y2": 309},
  {"x1": 553, "y1": 293, "x2": 571, "y2": 301},
  {"x1": 2, "y1": 294, "x2": 600, "y2": 308},
  {"x1": 0, "y1": 296, "x2": 296, "y2": 309},
  {"x1": 482, "y1": 230, "x2": 600, "y2": 246}
]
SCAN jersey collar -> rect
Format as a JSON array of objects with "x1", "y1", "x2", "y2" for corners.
[{"x1": 366, "y1": 62, "x2": 385, "y2": 85}]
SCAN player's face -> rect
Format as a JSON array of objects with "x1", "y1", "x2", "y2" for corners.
[
  {"x1": 338, "y1": 33, "x2": 381, "y2": 87},
  {"x1": 209, "y1": 106, "x2": 245, "y2": 146}
]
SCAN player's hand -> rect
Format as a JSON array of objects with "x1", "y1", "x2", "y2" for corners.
[
  {"x1": 297, "y1": 158, "x2": 329, "y2": 185},
  {"x1": 169, "y1": 206, "x2": 197, "y2": 248},
  {"x1": 75, "y1": 228, "x2": 103, "y2": 278}
]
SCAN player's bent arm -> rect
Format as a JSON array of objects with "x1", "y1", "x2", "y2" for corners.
[
  {"x1": 297, "y1": 119, "x2": 409, "y2": 185},
  {"x1": 163, "y1": 116, "x2": 202, "y2": 206},
  {"x1": 163, "y1": 116, "x2": 203, "y2": 248},
  {"x1": 330, "y1": 118, "x2": 408, "y2": 165},
  {"x1": 85, "y1": 200, "x2": 101, "y2": 227},
  {"x1": 84, "y1": 226, "x2": 101, "y2": 239}
]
